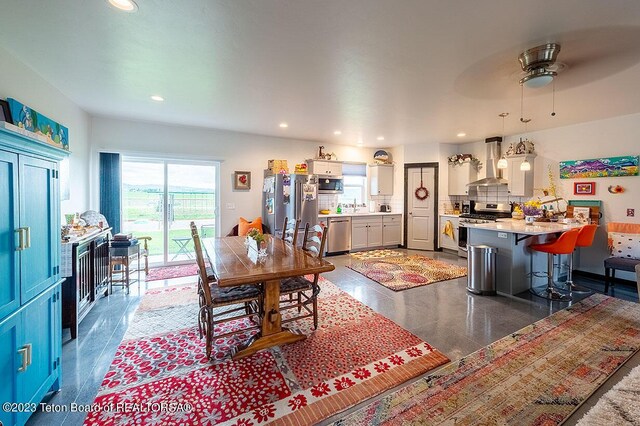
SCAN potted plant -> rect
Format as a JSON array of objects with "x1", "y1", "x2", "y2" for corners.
[{"x1": 522, "y1": 200, "x2": 542, "y2": 225}]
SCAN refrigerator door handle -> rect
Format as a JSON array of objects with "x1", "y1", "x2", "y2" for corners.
[{"x1": 295, "y1": 182, "x2": 302, "y2": 219}]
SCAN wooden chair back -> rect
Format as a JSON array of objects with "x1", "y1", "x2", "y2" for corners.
[
  {"x1": 281, "y1": 217, "x2": 301, "y2": 246},
  {"x1": 302, "y1": 223, "x2": 328, "y2": 260},
  {"x1": 190, "y1": 221, "x2": 214, "y2": 306}
]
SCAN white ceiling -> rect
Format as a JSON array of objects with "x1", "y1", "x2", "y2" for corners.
[{"x1": 1, "y1": 0, "x2": 640, "y2": 147}]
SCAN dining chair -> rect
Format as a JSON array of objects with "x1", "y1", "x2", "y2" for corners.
[
  {"x1": 190, "y1": 222, "x2": 263, "y2": 359},
  {"x1": 281, "y1": 217, "x2": 301, "y2": 246},
  {"x1": 279, "y1": 223, "x2": 328, "y2": 329}
]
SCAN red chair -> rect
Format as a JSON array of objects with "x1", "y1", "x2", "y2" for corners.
[
  {"x1": 563, "y1": 224, "x2": 597, "y2": 293},
  {"x1": 530, "y1": 228, "x2": 580, "y2": 301}
]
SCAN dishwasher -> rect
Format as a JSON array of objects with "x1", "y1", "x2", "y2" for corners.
[{"x1": 326, "y1": 217, "x2": 352, "y2": 254}]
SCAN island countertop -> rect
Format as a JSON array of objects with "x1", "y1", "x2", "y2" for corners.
[{"x1": 463, "y1": 219, "x2": 583, "y2": 235}]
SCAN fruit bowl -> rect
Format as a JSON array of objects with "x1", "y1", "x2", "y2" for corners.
[{"x1": 512, "y1": 211, "x2": 525, "y2": 220}]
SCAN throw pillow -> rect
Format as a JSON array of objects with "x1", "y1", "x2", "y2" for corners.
[
  {"x1": 609, "y1": 232, "x2": 640, "y2": 260},
  {"x1": 238, "y1": 217, "x2": 262, "y2": 236}
]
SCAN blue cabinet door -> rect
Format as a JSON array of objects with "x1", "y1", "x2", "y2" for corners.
[
  {"x1": 0, "y1": 150, "x2": 20, "y2": 320},
  {"x1": 19, "y1": 156, "x2": 58, "y2": 304},
  {"x1": 0, "y1": 311, "x2": 20, "y2": 426},
  {"x1": 17, "y1": 285, "x2": 60, "y2": 425}
]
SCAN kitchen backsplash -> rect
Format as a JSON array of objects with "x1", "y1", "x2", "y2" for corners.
[{"x1": 319, "y1": 194, "x2": 403, "y2": 213}]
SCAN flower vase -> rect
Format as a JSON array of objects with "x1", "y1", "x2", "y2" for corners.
[{"x1": 525, "y1": 216, "x2": 536, "y2": 225}]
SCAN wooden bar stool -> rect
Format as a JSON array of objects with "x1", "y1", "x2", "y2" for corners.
[
  {"x1": 562, "y1": 224, "x2": 597, "y2": 293},
  {"x1": 530, "y1": 228, "x2": 580, "y2": 301}
]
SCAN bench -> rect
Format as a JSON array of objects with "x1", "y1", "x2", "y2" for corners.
[{"x1": 604, "y1": 222, "x2": 640, "y2": 294}]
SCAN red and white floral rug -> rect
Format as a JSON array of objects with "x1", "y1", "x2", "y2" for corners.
[
  {"x1": 145, "y1": 263, "x2": 199, "y2": 281},
  {"x1": 348, "y1": 255, "x2": 467, "y2": 291},
  {"x1": 84, "y1": 278, "x2": 449, "y2": 425}
]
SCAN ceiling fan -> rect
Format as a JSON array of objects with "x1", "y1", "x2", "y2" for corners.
[{"x1": 518, "y1": 43, "x2": 563, "y2": 88}]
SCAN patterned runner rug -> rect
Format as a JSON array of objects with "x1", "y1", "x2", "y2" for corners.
[
  {"x1": 145, "y1": 263, "x2": 199, "y2": 281},
  {"x1": 335, "y1": 294, "x2": 640, "y2": 425},
  {"x1": 349, "y1": 249, "x2": 404, "y2": 260},
  {"x1": 85, "y1": 278, "x2": 449, "y2": 425},
  {"x1": 576, "y1": 363, "x2": 640, "y2": 425},
  {"x1": 348, "y1": 255, "x2": 467, "y2": 291}
]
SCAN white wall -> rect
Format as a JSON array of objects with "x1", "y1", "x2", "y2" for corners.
[
  {"x1": 89, "y1": 116, "x2": 380, "y2": 235},
  {"x1": 450, "y1": 112, "x2": 640, "y2": 278},
  {"x1": 0, "y1": 45, "x2": 90, "y2": 215}
]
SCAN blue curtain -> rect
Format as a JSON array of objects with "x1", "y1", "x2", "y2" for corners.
[{"x1": 100, "y1": 153, "x2": 121, "y2": 234}]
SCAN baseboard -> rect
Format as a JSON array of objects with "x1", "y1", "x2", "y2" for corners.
[{"x1": 573, "y1": 269, "x2": 636, "y2": 287}]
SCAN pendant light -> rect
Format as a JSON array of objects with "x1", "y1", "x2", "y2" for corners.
[
  {"x1": 519, "y1": 87, "x2": 532, "y2": 171},
  {"x1": 496, "y1": 113, "x2": 509, "y2": 169}
]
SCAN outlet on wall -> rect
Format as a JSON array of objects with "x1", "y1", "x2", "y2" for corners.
[
  {"x1": 226, "y1": 203, "x2": 236, "y2": 210},
  {"x1": 627, "y1": 208, "x2": 635, "y2": 217}
]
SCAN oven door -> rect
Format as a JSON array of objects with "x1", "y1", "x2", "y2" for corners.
[{"x1": 457, "y1": 223, "x2": 468, "y2": 258}]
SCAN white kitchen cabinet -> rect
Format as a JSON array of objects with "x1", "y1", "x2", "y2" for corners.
[
  {"x1": 439, "y1": 215, "x2": 459, "y2": 251},
  {"x1": 382, "y1": 214, "x2": 402, "y2": 246},
  {"x1": 505, "y1": 155, "x2": 535, "y2": 197},
  {"x1": 370, "y1": 164, "x2": 394, "y2": 196},
  {"x1": 448, "y1": 162, "x2": 477, "y2": 196},
  {"x1": 351, "y1": 216, "x2": 383, "y2": 249},
  {"x1": 306, "y1": 160, "x2": 342, "y2": 176}
]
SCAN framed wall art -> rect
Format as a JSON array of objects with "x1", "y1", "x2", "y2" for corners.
[
  {"x1": 573, "y1": 182, "x2": 595, "y2": 195},
  {"x1": 559, "y1": 155, "x2": 639, "y2": 179},
  {"x1": 234, "y1": 171, "x2": 251, "y2": 190}
]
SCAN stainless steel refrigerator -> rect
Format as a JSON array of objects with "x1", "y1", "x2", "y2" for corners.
[{"x1": 262, "y1": 173, "x2": 319, "y2": 235}]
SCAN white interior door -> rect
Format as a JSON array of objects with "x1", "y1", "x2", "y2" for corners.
[{"x1": 406, "y1": 167, "x2": 435, "y2": 250}]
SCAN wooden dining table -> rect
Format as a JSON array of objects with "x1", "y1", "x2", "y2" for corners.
[{"x1": 202, "y1": 234, "x2": 335, "y2": 359}]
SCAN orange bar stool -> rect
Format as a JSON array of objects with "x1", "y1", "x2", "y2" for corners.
[
  {"x1": 529, "y1": 228, "x2": 580, "y2": 301},
  {"x1": 563, "y1": 224, "x2": 598, "y2": 293}
]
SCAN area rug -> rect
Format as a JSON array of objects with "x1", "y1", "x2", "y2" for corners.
[
  {"x1": 335, "y1": 294, "x2": 640, "y2": 425},
  {"x1": 84, "y1": 278, "x2": 449, "y2": 425},
  {"x1": 347, "y1": 255, "x2": 467, "y2": 291},
  {"x1": 349, "y1": 249, "x2": 404, "y2": 260},
  {"x1": 576, "y1": 363, "x2": 640, "y2": 425},
  {"x1": 145, "y1": 263, "x2": 199, "y2": 281}
]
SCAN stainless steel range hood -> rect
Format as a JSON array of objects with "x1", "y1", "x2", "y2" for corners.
[{"x1": 467, "y1": 137, "x2": 508, "y2": 187}]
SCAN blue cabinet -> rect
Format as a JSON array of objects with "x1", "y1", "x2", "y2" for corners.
[{"x1": 0, "y1": 128, "x2": 66, "y2": 426}]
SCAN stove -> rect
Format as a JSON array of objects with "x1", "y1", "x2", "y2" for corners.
[
  {"x1": 457, "y1": 202, "x2": 512, "y2": 257},
  {"x1": 459, "y1": 213, "x2": 500, "y2": 224}
]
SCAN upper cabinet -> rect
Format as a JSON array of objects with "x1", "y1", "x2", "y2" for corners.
[
  {"x1": 306, "y1": 160, "x2": 342, "y2": 176},
  {"x1": 369, "y1": 164, "x2": 394, "y2": 196},
  {"x1": 506, "y1": 154, "x2": 535, "y2": 197},
  {"x1": 448, "y1": 162, "x2": 477, "y2": 196}
]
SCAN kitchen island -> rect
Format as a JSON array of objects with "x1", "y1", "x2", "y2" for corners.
[{"x1": 466, "y1": 220, "x2": 583, "y2": 296}]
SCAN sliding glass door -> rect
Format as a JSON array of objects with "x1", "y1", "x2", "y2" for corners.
[{"x1": 121, "y1": 158, "x2": 218, "y2": 266}]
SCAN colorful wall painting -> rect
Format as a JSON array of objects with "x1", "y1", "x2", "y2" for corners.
[
  {"x1": 559, "y1": 155, "x2": 639, "y2": 179},
  {"x1": 7, "y1": 98, "x2": 69, "y2": 150}
]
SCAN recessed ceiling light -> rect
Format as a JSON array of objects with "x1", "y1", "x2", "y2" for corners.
[
  {"x1": 334, "y1": 130, "x2": 342, "y2": 135},
  {"x1": 376, "y1": 136, "x2": 385, "y2": 141},
  {"x1": 150, "y1": 95, "x2": 164, "y2": 102},
  {"x1": 279, "y1": 122, "x2": 289, "y2": 128},
  {"x1": 108, "y1": 0, "x2": 138, "y2": 12},
  {"x1": 457, "y1": 132, "x2": 466, "y2": 137}
]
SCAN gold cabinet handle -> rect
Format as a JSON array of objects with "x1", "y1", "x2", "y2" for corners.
[
  {"x1": 25, "y1": 227, "x2": 31, "y2": 249},
  {"x1": 18, "y1": 346, "x2": 29, "y2": 372},
  {"x1": 25, "y1": 343, "x2": 32, "y2": 366},
  {"x1": 15, "y1": 228, "x2": 25, "y2": 251}
]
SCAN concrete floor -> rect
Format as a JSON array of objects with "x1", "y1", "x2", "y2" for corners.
[{"x1": 28, "y1": 249, "x2": 639, "y2": 425}]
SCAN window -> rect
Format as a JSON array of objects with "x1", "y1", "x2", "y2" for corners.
[{"x1": 338, "y1": 162, "x2": 367, "y2": 205}]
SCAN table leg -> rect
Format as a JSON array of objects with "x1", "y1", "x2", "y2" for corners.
[{"x1": 232, "y1": 279, "x2": 306, "y2": 360}]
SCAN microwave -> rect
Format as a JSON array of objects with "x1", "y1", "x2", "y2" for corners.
[{"x1": 318, "y1": 177, "x2": 344, "y2": 194}]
